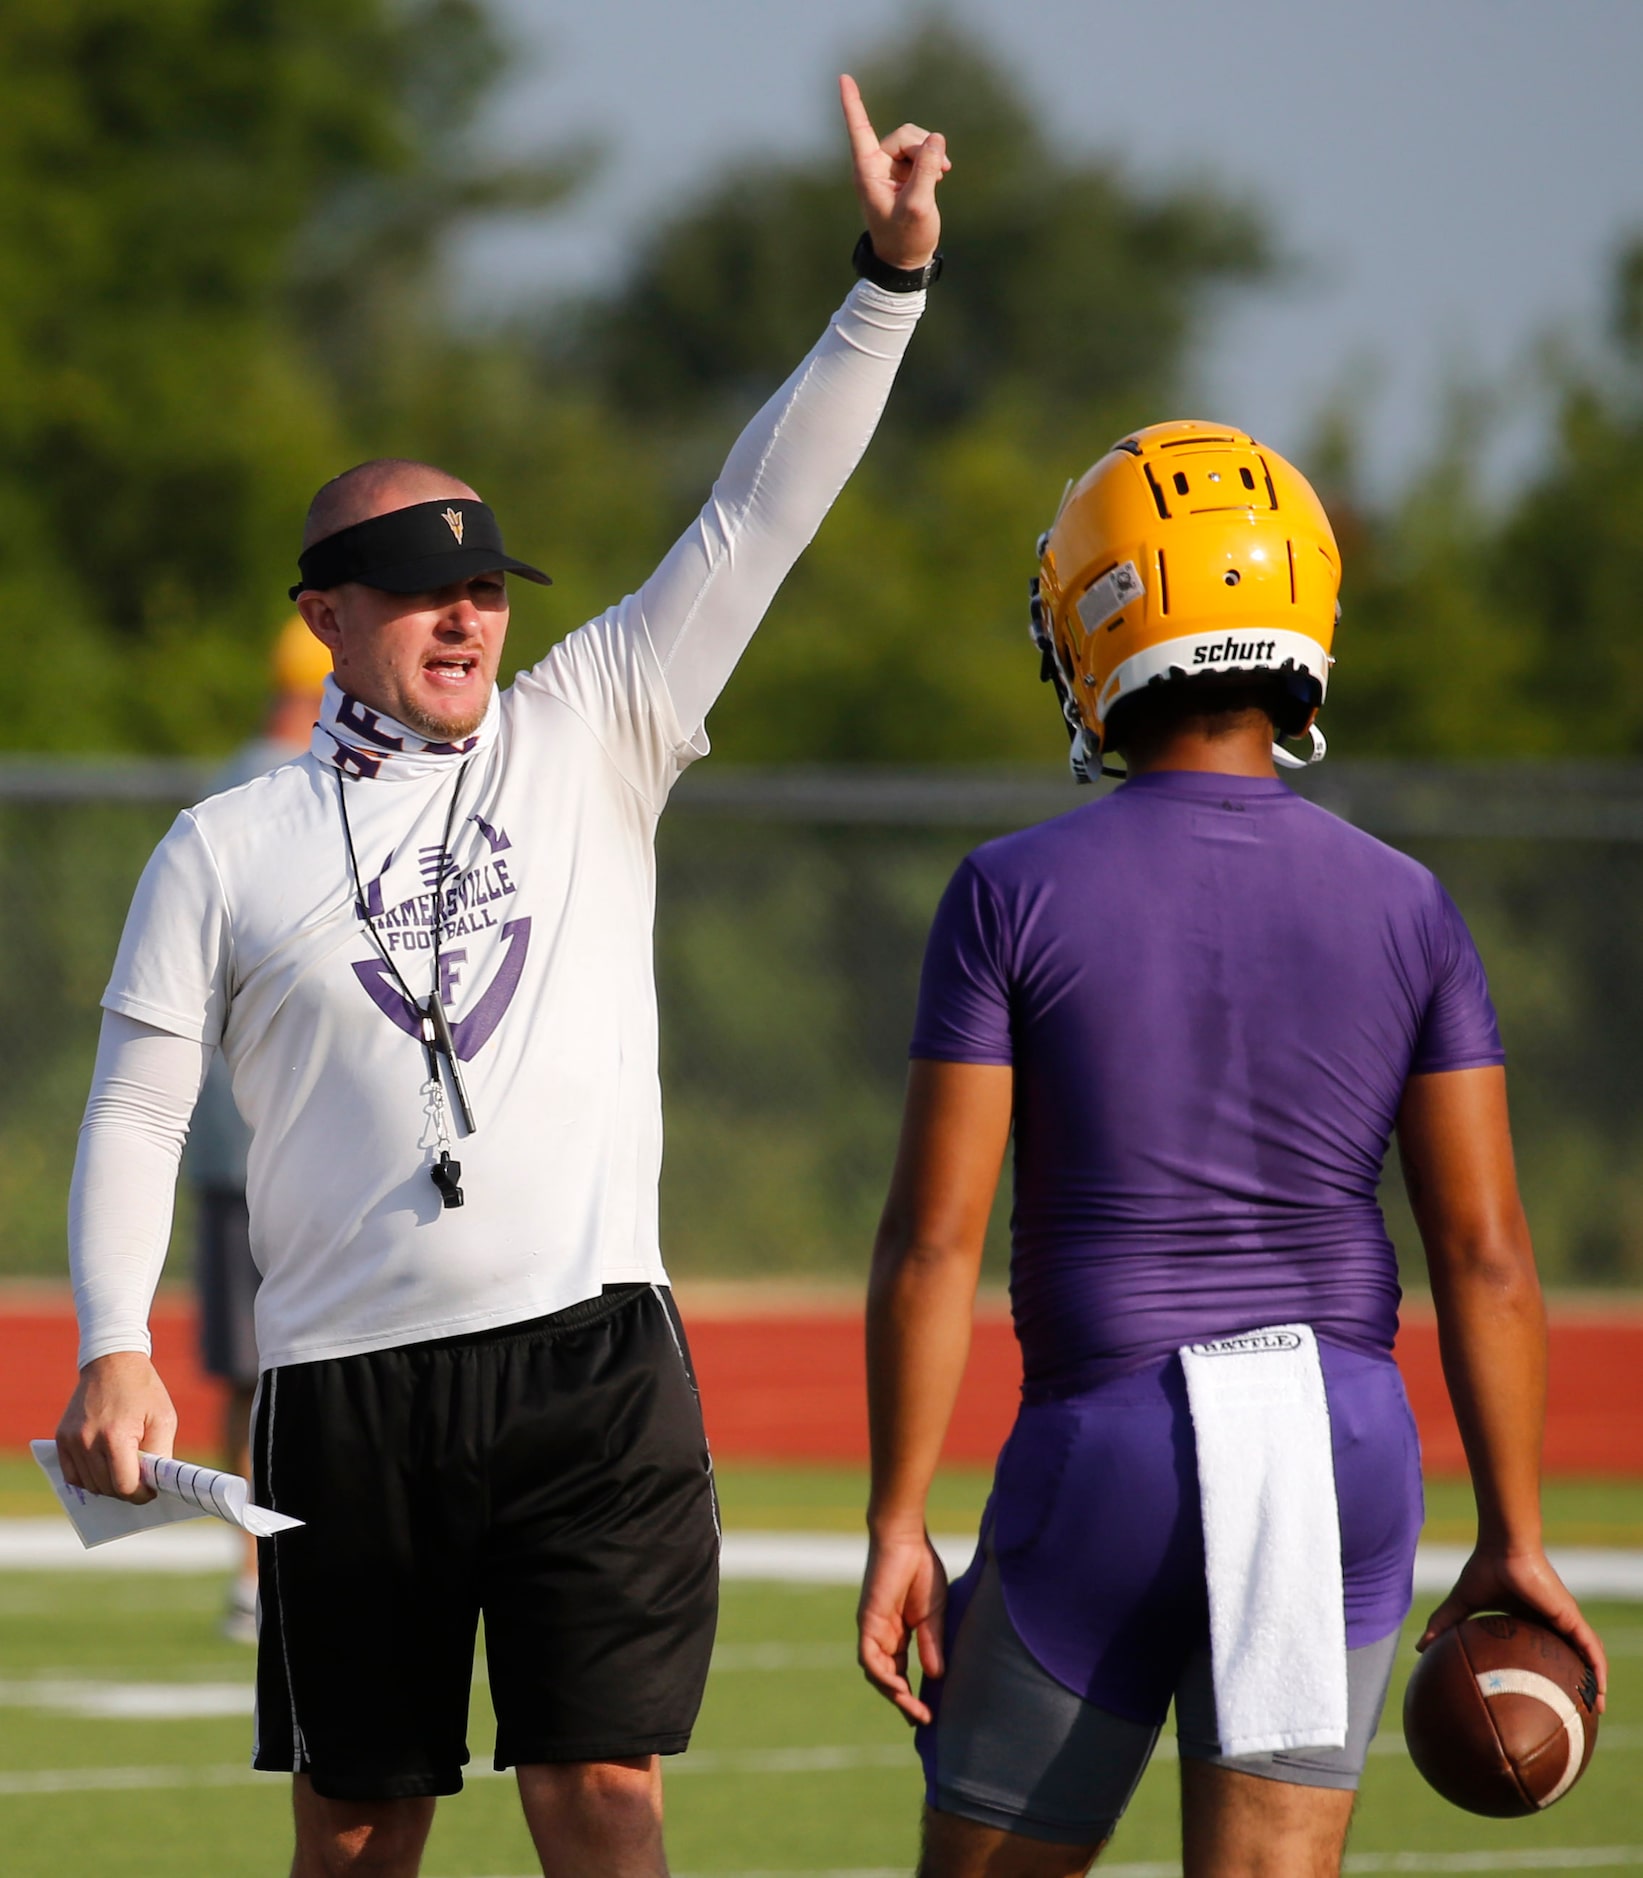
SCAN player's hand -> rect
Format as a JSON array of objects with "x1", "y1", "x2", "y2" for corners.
[
  {"x1": 839, "y1": 74, "x2": 949, "y2": 272},
  {"x1": 858, "y1": 1529, "x2": 949, "y2": 1725},
  {"x1": 56, "y1": 1351, "x2": 178, "y2": 1503},
  {"x1": 1418, "y1": 1543, "x2": 1608, "y2": 1713}
]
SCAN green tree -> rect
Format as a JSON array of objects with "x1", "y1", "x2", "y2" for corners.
[
  {"x1": 1306, "y1": 393, "x2": 1552, "y2": 761},
  {"x1": 1307, "y1": 234, "x2": 1643, "y2": 763},
  {"x1": 0, "y1": 1, "x2": 385, "y2": 746},
  {"x1": 560, "y1": 20, "x2": 1277, "y2": 764},
  {"x1": 1494, "y1": 233, "x2": 1643, "y2": 753},
  {"x1": 0, "y1": 10, "x2": 1282, "y2": 766},
  {"x1": 0, "y1": 0, "x2": 591, "y2": 753},
  {"x1": 573, "y1": 20, "x2": 1271, "y2": 453}
]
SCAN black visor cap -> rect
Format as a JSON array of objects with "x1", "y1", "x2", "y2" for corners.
[{"x1": 290, "y1": 498, "x2": 551, "y2": 602}]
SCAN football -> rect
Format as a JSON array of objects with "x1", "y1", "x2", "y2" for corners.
[{"x1": 1403, "y1": 1614, "x2": 1600, "y2": 1816}]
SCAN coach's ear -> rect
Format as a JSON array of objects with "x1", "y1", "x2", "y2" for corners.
[{"x1": 295, "y1": 592, "x2": 342, "y2": 657}]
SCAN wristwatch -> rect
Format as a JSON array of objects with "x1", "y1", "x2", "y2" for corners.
[{"x1": 852, "y1": 231, "x2": 944, "y2": 293}]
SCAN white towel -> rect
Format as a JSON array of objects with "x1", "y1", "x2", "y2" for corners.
[{"x1": 1179, "y1": 1324, "x2": 1348, "y2": 1757}]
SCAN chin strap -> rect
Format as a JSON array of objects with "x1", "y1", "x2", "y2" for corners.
[{"x1": 1272, "y1": 723, "x2": 1328, "y2": 770}]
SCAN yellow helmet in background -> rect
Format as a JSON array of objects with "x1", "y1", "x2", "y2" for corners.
[
  {"x1": 1030, "y1": 421, "x2": 1341, "y2": 781},
  {"x1": 270, "y1": 613, "x2": 333, "y2": 700}
]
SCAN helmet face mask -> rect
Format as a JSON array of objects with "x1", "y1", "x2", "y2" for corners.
[
  {"x1": 1032, "y1": 422, "x2": 1341, "y2": 780},
  {"x1": 1027, "y1": 573, "x2": 1104, "y2": 781}
]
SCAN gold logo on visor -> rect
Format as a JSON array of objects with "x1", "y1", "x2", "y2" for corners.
[{"x1": 441, "y1": 507, "x2": 465, "y2": 544}]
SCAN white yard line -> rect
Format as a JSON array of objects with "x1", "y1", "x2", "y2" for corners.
[
  {"x1": 2, "y1": 1732, "x2": 1640, "y2": 1799},
  {"x1": 630, "y1": 1857, "x2": 1643, "y2": 1878},
  {"x1": 0, "y1": 1520, "x2": 238, "y2": 1572},
  {"x1": 709, "y1": 1642, "x2": 851, "y2": 1670},
  {"x1": 1412, "y1": 1547, "x2": 1643, "y2": 1603},
  {"x1": 0, "y1": 1678, "x2": 253, "y2": 1718},
  {"x1": 664, "y1": 1860, "x2": 1643, "y2": 1878},
  {"x1": 0, "y1": 1744, "x2": 912, "y2": 1797},
  {"x1": 670, "y1": 1746, "x2": 907, "y2": 1776},
  {"x1": 0, "y1": 1763, "x2": 270, "y2": 1796},
  {"x1": 1100, "y1": 1866, "x2": 1643, "y2": 1878},
  {"x1": 720, "y1": 1533, "x2": 1643, "y2": 1598},
  {"x1": 1342, "y1": 1856, "x2": 1643, "y2": 1873},
  {"x1": 3, "y1": 1521, "x2": 1641, "y2": 1598}
]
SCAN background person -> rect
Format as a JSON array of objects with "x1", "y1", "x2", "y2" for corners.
[
  {"x1": 56, "y1": 77, "x2": 947, "y2": 1878},
  {"x1": 857, "y1": 424, "x2": 1607, "y2": 1878},
  {"x1": 184, "y1": 614, "x2": 332, "y2": 1643}
]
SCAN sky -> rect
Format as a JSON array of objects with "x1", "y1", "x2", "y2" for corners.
[{"x1": 464, "y1": 0, "x2": 1643, "y2": 498}]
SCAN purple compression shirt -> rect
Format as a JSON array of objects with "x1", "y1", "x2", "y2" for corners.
[{"x1": 910, "y1": 770, "x2": 1504, "y2": 1391}]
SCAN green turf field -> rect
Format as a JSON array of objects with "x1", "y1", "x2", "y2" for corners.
[
  {"x1": 6, "y1": 1455, "x2": 1643, "y2": 1541},
  {"x1": 710, "y1": 1464, "x2": 1643, "y2": 1550},
  {"x1": 1, "y1": 1459, "x2": 1638, "y2": 1876}
]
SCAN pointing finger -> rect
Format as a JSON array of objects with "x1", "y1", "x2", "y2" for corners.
[{"x1": 838, "y1": 74, "x2": 881, "y2": 161}]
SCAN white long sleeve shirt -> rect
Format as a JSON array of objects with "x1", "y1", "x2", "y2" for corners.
[{"x1": 72, "y1": 282, "x2": 924, "y2": 1370}]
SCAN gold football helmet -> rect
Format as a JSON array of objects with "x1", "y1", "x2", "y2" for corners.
[
  {"x1": 1030, "y1": 422, "x2": 1341, "y2": 780},
  {"x1": 270, "y1": 613, "x2": 333, "y2": 699}
]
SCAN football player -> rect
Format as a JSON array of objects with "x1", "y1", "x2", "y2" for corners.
[{"x1": 858, "y1": 425, "x2": 1607, "y2": 1877}]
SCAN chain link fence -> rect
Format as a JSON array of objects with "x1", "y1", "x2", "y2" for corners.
[{"x1": 4, "y1": 758, "x2": 1641, "y2": 1290}]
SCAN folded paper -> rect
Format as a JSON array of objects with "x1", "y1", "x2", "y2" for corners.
[{"x1": 31, "y1": 1441, "x2": 303, "y2": 1548}]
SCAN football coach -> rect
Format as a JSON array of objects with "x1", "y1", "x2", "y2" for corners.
[{"x1": 56, "y1": 77, "x2": 948, "y2": 1878}]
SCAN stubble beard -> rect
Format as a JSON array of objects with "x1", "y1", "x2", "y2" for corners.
[{"x1": 400, "y1": 692, "x2": 490, "y2": 743}]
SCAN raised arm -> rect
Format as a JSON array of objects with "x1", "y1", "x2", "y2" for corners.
[
  {"x1": 1397, "y1": 1066, "x2": 1607, "y2": 1705},
  {"x1": 632, "y1": 79, "x2": 949, "y2": 736},
  {"x1": 860, "y1": 1058, "x2": 1012, "y2": 1724},
  {"x1": 56, "y1": 1012, "x2": 211, "y2": 1501}
]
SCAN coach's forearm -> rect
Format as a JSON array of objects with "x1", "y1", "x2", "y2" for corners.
[{"x1": 70, "y1": 1013, "x2": 210, "y2": 1365}]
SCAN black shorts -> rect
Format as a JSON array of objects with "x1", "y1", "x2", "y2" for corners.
[
  {"x1": 193, "y1": 1186, "x2": 260, "y2": 1387},
  {"x1": 251, "y1": 1284, "x2": 720, "y2": 1802}
]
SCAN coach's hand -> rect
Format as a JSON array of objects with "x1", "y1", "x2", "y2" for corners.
[
  {"x1": 858, "y1": 1529, "x2": 949, "y2": 1726},
  {"x1": 840, "y1": 73, "x2": 949, "y2": 272},
  {"x1": 56, "y1": 1351, "x2": 178, "y2": 1503},
  {"x1": 1418, "y1": 1542, "x2": 1608, "y2": 1713}
]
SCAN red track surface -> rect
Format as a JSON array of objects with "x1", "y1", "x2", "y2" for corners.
[{"x1": 4, "y1": 1289, "x2": 1639, "y2": 1476}]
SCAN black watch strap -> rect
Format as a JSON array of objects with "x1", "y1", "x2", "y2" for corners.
[{"x1": 852, "y1": 231, "x2": 943, "y2": 293}]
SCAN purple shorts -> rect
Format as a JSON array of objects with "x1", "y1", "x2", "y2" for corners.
[{"x1": 941, "y1": 1338, "x2": 1421, "y2": 1728}]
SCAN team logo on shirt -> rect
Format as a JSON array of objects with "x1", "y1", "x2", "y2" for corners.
[
  {"x1": 470, "y1": 811, "x2": 511, "y2": 854},
  {"x1": 349, "y1": 821, "x2": 531, "y2": 1060},
  {"x1": 354, "y1": 921, "x2": 531, "y2": 1060}
]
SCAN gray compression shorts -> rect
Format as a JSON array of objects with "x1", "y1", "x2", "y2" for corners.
[{"x1": 923, "y1": 1548, "x2": 1400, "y2": 1847}]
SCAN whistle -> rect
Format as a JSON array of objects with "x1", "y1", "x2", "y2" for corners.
[{"x1": 431, "y1": 1150, "x2": 465, "y2": 1209}]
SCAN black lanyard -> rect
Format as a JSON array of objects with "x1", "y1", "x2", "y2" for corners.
[{"x1": 336, "y1": 760, "x2": 474, "y2": 1207}]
